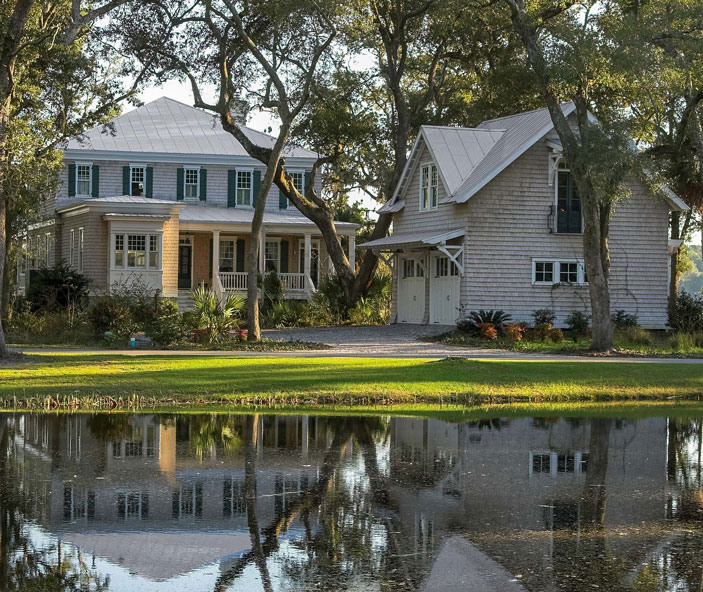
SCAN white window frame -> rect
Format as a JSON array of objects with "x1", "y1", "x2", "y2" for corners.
[
  {"x1": 183, "y1": 166, "x2": 200, "y2": 200},
  {"x1": 419, "y1": 163, "x2": 438, "y2": 212},
  {"x1": 264, "y1": 237, "x2": 281, "y2": 273},
  {"x1": 111, "y1": 232, "x2": 163, "y2": 271},
  {"x1": 130, "y1": 163, "x2": 147, "y2": 197},
  {"x1": 219, "y1": 238, "x2": 235, "y2": 273},
  {"x1": 44, "y1": 233, "x2": 52, "y2": 266},
  {"x1": 69, "y1": 229, "x2": 75, "y2": 268},
  {"x1": 236, "y1": 168, "x2": 254, "y2": 208},
  {"x1": 78, "y1": 228, "x2": 84, "y2": 272},
  {"x1": 75, "y1": 162, "x2": 92, "y2": 197},
  {"x1": 532, "y1": 258, "x2": 587, "y2": 285}
]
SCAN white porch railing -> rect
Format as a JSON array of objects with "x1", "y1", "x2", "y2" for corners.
[
  {"x1": 219, "y1": 272, "x2": 248, "y2": 291},
  {"x1": 218, "y1": 271, "x2": 310, "y2": 295}
]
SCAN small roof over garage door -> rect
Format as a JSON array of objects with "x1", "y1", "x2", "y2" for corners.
[{"x1": 359, "y1": 228, "x2": 464, "y2": 251}]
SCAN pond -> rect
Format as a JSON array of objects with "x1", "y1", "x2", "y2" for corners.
[{"x1": 1, "y1": 411, "x2": 703, "y2": 591}]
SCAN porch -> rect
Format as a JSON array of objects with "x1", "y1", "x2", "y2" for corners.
[{"x1": 177, "y1": 228, "x2": 356, "y2": 301}]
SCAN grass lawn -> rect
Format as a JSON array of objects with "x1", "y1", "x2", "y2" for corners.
[{"x1": 0, "y1": 354, "x2": 702, "y2": 409}]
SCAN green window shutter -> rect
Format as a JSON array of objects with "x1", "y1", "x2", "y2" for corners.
[
  {"x1": 280, "y1": 240, "x2": 289, "y2": 273},
  {"x1": 91, "y1": 164, "x2": 99, "y2": 197},
  {"x1": 199, "y1": 168, "x2": 207, "y2": 201},
  {"x1": 568, "y1": 178, "x2": 581, "y2": 233},
  {"x1": 279, "y1": 189, "x2": 288, "y2": 209},
  {"x1": 227, "y1": 170, "x2": 236, "y2": 207},
  {"x1": 236, "y1": 239, "x2": 246, "y2": 272},
  {"x1": 252, "y1": 170, "x2": 261, "y2": 206},
  {"x1": 304, "y1": 171, "x2": 312, "y2": 196},
  {"x1": 145, "y1": 167, "x2": 153, "y2": 198},
  {"x1": 176, "y1": 168, "x2": 184, "y2": 201},
  {"x1": 122, "y1": 166, "x2": 130, "y2": 195},
  {"x1": 68, "y1": 164, "x2": 76, "y2": 197}
]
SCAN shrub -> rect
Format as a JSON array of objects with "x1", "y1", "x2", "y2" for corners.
[
  {"x1": 305, "y1": 293, "x2": 337, "y2": 326},
  {"x1": 264, "y1": 300, "x2": 308, "y2": 328},
  {"x1": 614, "y1": 327, "x2": 653, "y2": 347},
  {"x1": 669, "y1": 291, "x2": 703, "y2": 333},
  {"x1": 534, "y1": 322, "x2": 553, "y2": 341},
  {"x1": 566, "y1": 311, "x2": 590, "y2": 341},
  {"x1": 671, "y1": 332, "x2": 703, "y2": 351},
  {"x1": 612, "y1": 309, "x2": 639, "y2": 329},
  {"x1": 145, "y1": 299, "x2": 184, "y2": 346},
  {"x1": 532, "y1": 308, "x2": 556, "y2": 326},
  {"x1": 262, "y1": 271, "x2": 284, "y2": 314},
  {"x1": 476, "y1": 322, "x2": 497, "y2": 340},
  {"x1": 315, "y1": 275, "x2": 347, "y2": 322},
  {"x1": 26, "y1": 262, "x2": 90, "y2": 312},
  {"x1": 549, "y1": 328, "x2": 564, "y2": 343},
  {"x1": 87, "y1": 296, "x2": 134, "y2": 339},
  {"x1": 349, "y1": 294, "x2": 391, "y2": 325},
  {"x1": 503, "y1": 323, "x2": 525, "y2": 342},
  {"x1": 191, "y1": 286, "x2": 245, "y2": 343},
  {"x1": 459, "y1": 310, "x2": 512, "y2": 335}
]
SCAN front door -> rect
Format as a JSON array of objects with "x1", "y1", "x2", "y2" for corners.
[
  {"x1": 397, "y1": 256, "x2": 425, "y2": 324},
  {"x1": 178, "y1": 245, "x2": 192, "y2": 289}
]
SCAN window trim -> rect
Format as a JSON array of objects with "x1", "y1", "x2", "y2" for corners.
[
  {"x1": 419, "y1": 163, "x2": 438, "y2": 212},
  {"x1": 111, "y1": 232, "x2": 163, "y2": 271},
  {"x1": 75, "y1": 161, "x2": 92, "y2": 198},
  {"x1": 78, "y1": 228, "x2": 84, "y2": 272},
  {"x1": 130, "y1": 163, "x2": 147, "y2": 197},
  {"x1": 554, "y1": 164, "x2": 583, "y2": 234},
  {"x1": 183, "y1": 166, "x2": 201, "y2": 201},
  {"x1": 264, "y1": 237, "x2": 281, "y2": 273},
  {"x1": 69, "y1": 229, "x2": 75, "y2": 268},
  {"x1": 532, "y1": 258, "x2": 587, "y2": 286},
  {"x1": 235, "y1": 168, "x2": 254, "y2": 208},
  {"x1": 219, "y1": 238, "x2": 236, "y2": 273}
]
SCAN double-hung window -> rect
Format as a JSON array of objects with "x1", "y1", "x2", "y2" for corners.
[
  {"x1": 420, "y1": 164, "x2": 438, "y2": 211},
  {"x1": 128, "y1": 234, "x2": 146, "y2": 268},
  {"x1": 149, "y1": 235, "x2": 159, "y2": 268},
  {"x1": 184, "y1": 168, "x2": 199, "y2": 199},
  {"x1": 220, "y1": 240, "x2": 235, "y2": 272},
  {"x1": 291, "y1": 171, "x2": 304, "y2": 194},
  {"x1": 114, "y1": 235, "x2": 124, "y2": 267},
  {"x1": 237, "y1": 170, "x2": 252, "y2": 206},
  {"x1": 264, "y1": 240, "x2": 280, "y2": 273},
  {"x1": 556, "y1": 164, "x2": 582, "y2": 233},
  {"x1": 131, "y1": 166, "x2": 145, "y2": 196},
  {"x1": 76, "y1": 164, "x2": 91, "y2": 196},
  {"x1": 44, "y1": 233, "x2": 52, "y2": 266},
  {"x1": 532, "y1": 259, "x2": 586, "y2": 285}
]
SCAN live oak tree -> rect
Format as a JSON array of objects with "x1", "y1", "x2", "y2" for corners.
[
  {"x1": 0, "y1": 0, "x2": 142, "y2": 357},
  {"x1": 115, "y1": 0, "x2": 337, "y2": 340},
  {"x1": 502, "y1": 0, "x2": 639, "y2": 351}
]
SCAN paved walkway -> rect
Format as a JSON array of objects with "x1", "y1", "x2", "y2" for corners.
[{"x1": 15, "y1": 324, "x2": 703, "y2": 363}]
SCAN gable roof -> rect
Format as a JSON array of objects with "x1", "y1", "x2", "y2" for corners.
[
  {"x1": 64, "y1": 96, "x2": 319, "y2": 160},
  {"x1": 382, "y1": 103, "x2": 576, "y2": 212}
]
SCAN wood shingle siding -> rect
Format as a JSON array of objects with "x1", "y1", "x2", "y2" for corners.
[{"x1": 391, "y1": 138, "x2": 672, "y2": 328}]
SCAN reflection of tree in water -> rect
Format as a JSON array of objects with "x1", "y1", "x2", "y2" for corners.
[
  {"x1": 0, "y1": 417, "x2": 109, "y2": 592},
  {"x1": 215, "y1": 416, "x2": 425, "y2": 592}
]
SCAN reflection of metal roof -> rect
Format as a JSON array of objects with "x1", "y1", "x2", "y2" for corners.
[
  {"x1": 359, "y1": 229, "x2": 464, "y2": 250},
  {"x1": 61, "y1": 531, "x2": 251, "y2": 582},
  {"x1": 65, "y1": 96, "x2": 318, "y2": 160}
]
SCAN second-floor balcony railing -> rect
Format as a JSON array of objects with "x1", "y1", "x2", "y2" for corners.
[{"x1": 218, "y1": 272, "x2": 308, "y2": 294}]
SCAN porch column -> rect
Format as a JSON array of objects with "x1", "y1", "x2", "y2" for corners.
[
  {"x1": 304, "y1": 233, "x2": 312, "y2": 293},
  {"x1": 259, "y1": 228, "x2": 266, "y2": 273},
  {"x1": 211, "y1": 229, "x2": 220, "y2": 285},
  {"x1": 348, "y1": 233, "x2": 356, "y2": 271}
]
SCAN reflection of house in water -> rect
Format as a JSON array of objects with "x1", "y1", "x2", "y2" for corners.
[{"x1": 12, "y1": 414, "x2": 337, "y2": 584}]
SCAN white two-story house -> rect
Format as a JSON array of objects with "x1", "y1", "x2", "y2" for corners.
[
  {"x1": 20, "y1": 97, "x2": 358, "y2": 306},
  {"x1": 361, "y1": 103, "x2": 688, "y2": 328}
]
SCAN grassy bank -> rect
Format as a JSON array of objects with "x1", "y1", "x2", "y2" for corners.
[{"x1": 0, "y1": 354, "x2": 702, "y2": 409}]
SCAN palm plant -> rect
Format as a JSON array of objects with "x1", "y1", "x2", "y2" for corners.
[{"x1": 191, "y1": 285, "x2": 246, "y2": 343}]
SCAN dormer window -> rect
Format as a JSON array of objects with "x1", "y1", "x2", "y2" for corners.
[
  {"x1": 131, "y1": 165, "x2": 146, "y2": 196},
  {"x1": 184, "y1": 167, "x2": 200, "y2": 199},
  {"x1": 76, "y1": 164, "x2": 91, "y2": 197},
  {"x1": 420, "y1": 164, "x2": 438, "y2": 211},
  {"x1": 237, "y1": 170, "x2": 253, "y2": 206}
]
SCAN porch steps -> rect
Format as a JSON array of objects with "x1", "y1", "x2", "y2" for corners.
[{"x1": 177, "y1": 290, "x2": 195, "y2": 312}]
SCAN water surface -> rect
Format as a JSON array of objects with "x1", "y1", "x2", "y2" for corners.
[{"x1": 1, "y1": 411, "x2": 703, "y2": 591}]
